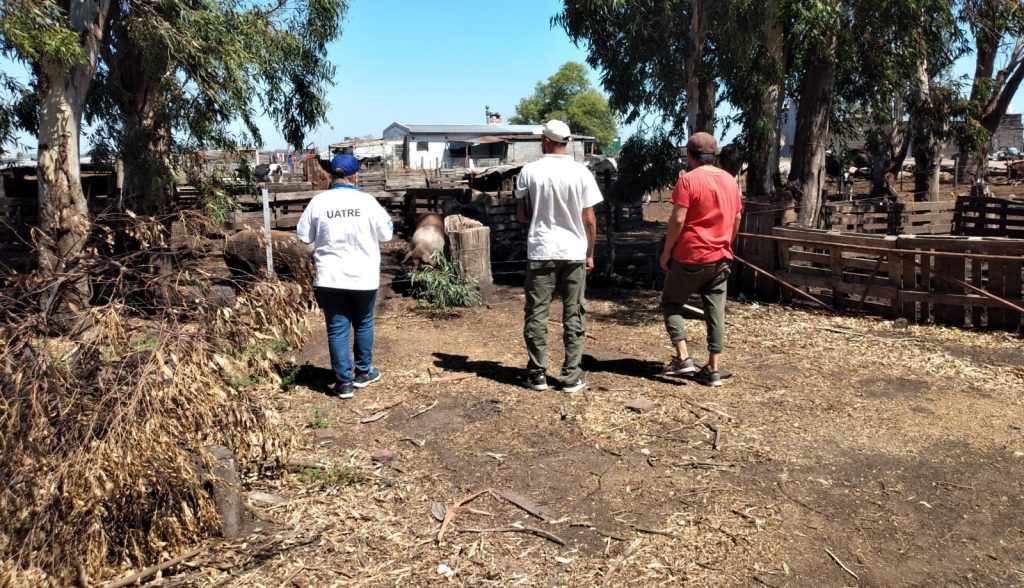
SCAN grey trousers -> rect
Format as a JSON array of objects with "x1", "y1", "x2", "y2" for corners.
[{"x1": 523, "y1": 260, "x2": 587, "y2": 381}]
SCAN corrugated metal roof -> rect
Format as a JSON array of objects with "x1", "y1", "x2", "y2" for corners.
[{"x1": 390, "y1": 123, "x2": 542, "y2": 135}]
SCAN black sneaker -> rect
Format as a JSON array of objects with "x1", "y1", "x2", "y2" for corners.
[
  {"x1": 694, "y1": 365, "x2": 722, "y2": 387},
  {"x1": 663, "y1": 356, "x2": 698, "y2": 376},
  {"x1": 353, "y1": 368, "x2": 381, "y2": 389},
  {"x1": 334, "y1": 382, "x2": 355, "y2": 399},
  {"x1": 563, "y1": 375, "x2": 587, "y2": 393},
  {"x1": 525, "y1": 371, "x2": 548, "y2": 391}
]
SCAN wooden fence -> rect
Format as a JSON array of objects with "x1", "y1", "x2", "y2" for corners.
[
  {"x1": 952, "y1": 195, "x2": 1024, "y2": 238},
  {"x1": 769, "y1": 227, "x2": 1022, "y2": 330},
  {"x1": 822, "y1": 200, "x2": 955, "y2": 235}
]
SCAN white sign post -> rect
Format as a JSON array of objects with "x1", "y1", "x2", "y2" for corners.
[{"x1": 261, "y1": 186, "x2": 275, "y2": 277}]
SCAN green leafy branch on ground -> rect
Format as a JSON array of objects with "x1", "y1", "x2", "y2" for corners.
[{"x1": 409, "y1": 251, "x2": 482, "y2": 309}]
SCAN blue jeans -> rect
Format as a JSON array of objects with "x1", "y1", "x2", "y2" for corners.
[{"x1": 315, "y1": 287, "x2": 377, "y2": 386}]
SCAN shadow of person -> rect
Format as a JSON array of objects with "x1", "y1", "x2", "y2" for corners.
[
  {"x1": 581, "y1": 353, "x2": 669, "y2": 381},
  {"x1": 289, "y1": 364, "x2": 335, "y2": 395},
  {"x1": 432, "y1": 352, "x2": 524, "y2": 387}
]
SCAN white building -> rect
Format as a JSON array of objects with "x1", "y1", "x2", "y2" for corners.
[{"x1": 380, "y1": 123, "x2": 595, "y2": 170}]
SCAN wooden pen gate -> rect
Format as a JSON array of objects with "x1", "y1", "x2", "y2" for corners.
[{"x1": 771, "y1": 227, "x2": 1023, "y2": 330}]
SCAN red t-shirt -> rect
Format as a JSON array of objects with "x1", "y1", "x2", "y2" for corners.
[{"x1": 670, "y1": 166, "x2": 743, "y2": 264}]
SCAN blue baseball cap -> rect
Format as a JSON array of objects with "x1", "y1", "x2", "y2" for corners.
[{"x1": 330, "y1": 154, "x2": 360, "y2": 177}]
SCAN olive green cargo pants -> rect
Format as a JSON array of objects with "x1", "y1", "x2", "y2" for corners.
[{"x1": 523, "y1": 260, "x2": 587, "y2": 382}]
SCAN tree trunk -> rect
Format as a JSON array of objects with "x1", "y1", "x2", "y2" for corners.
[
  {"x1": 961, "y1": 29, "x2": 1024, "y2": 182},
  {"x1": 909, "y1": 52, "x2": 942, "y2": 201},
  {"x1": 36, "y1": 0, "x2": 111, "y2": 332},
  {"x1": 122, "y1": 95, "x2": 174, "y2": 214},
  {"x1": 868, "y1": 97, "x2": 908, "y2": 198},
  {"x1": 788, "y1": 44, "x2": 836, "y2": 227},
  {"x1": 741, "y1": 0, "x2": 784, "y2": 201},
  {"x1": 107, "y1": 9, "x2": 174, "y2": 215},
  {"x1": 685, "y1": 0, "x2": 714, "y2": 135}
]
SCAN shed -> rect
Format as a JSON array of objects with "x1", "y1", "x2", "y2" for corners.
[{"x1": 381, "y1": 122, "x2": 595, "y2": 169}]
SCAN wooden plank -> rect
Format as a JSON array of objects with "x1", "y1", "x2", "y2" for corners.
[
  {"x1": 900, "y1": 290, "x2": 1024, "y2": 308},
  {"x1": 776, "y1": 270, "x2": 898, "y2": 302},
  {"x1": 933, "y1": 250, "x2": 966, "y2": 325},
  {"x1": 970, "y1": 258, "x2": 984, "y2": 327}
]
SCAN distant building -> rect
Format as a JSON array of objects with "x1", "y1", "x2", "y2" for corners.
[
  {"x1": 379, "y1": 122, "x2": 595, "y2": 170},
  {"x1": 991, "y1": 113, "x2": 1023, "y2": 152}
]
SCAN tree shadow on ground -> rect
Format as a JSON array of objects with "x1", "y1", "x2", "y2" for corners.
[{"x1": 432, "y1": 352, "x2": 523, "y2": 387}]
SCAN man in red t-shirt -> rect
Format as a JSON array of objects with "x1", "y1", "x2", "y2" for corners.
[{"x1": 658, "y1": 132, "x2": 743, "y2": 387}]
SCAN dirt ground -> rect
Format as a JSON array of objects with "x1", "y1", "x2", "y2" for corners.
[
  {"x1": 162, "y1": 288, "x2": 1022, "y2": 586},
  {"x1": 148, "y1": 177, "x2": 1024, "y2": 588}
]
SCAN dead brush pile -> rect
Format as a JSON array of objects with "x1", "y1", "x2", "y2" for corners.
[{"x1": 0, "y1": 212, "x2": 311, "y2": 585}]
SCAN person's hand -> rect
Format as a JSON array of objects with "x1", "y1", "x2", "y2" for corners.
[
  {"x1": 660, "y1": 250, "x2": 672, "y2": 272},
  {"x1": 585, "y1": 256, "x2": 595, "y2": 274}
]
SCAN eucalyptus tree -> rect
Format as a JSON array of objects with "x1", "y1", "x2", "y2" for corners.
[
  {"x1": 555, "y1": 1, "x2": 715, "y2": 137},
  {"x1": 957, "y1": 0, "x2": 1024, "y2": 182},
  {"x1": 1, "y1": 0, "x2": 111, "y2": 330},
  {"x1": 88, "y1": 0, "x2": 347, "y2": 213}
]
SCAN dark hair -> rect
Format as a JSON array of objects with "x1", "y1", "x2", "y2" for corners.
[{"x1": 688, "y1": 150, "x2": 717, "y2": 166}]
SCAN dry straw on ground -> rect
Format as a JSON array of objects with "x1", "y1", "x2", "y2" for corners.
[{"x1": 0, "y1": 213, "x2": 309, "y2": 585}]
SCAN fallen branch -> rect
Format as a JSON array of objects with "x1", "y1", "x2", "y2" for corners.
[
  {"x1": 491, "y1": 488, "x2": 560, "y2": 521},
  {"x1": 409, "y1": 400, "x2": 438, "y2": 418},
  {"x1": 104, "y1": 547, "x2": 203, "y2": 588},
  {"x1": 825, "y1": 547, "x2": 860, "y2": 582},
  {"x1": 602, "y1": 539, "x2": 641, "y2": 587},
  {"x1": 684, "y1": 399, "x2": 734, "y2": 421},
  {"x1": 430, "y1": 372, "x2": 477, "y2": 383},
  {"x1": 460, "y1": 526, "x2": 566, "y2": 546},
  {"x1": 437, "y1": 487, "x2": 493, "y2": 542}
]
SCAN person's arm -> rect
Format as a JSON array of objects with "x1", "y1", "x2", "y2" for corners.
[
  {"x1": 514, "y1": 171, "x2": 531, "y2": 223},
  {"x1": 582, "y1": 206, "x2": 597, "y2": 273},
  {"x1": 374, "y1": 202, "x2": 393, "y2": 241},
  {"x1": 516, "y1": 196, "x2": 530, "y2": 223},
  {"x1": 660, "y1": 205, "x2": 688, "y2": 271},
  {"x1": 295, "y1": 203, "x2": 316, "y2": 246}
]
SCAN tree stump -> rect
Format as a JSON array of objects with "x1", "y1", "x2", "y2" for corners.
[
  {"x1": 206, "y1": 444, "x2": 246, "y2": 538},
  {"x1": 445, "y1": 217, "x2": 493, "y2": 303}
]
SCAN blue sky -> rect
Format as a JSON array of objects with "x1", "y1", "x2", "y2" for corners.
[
  {"x1": 293, "y1": 0, "x2": 597, "y2": 150},
  {"x1": 3, "y1": 0, "x2": 1022, "y2": 154}
]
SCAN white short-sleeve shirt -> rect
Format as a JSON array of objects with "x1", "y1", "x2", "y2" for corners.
[
  {"x1": 515, "y1": 154, "x2": 604, "y2": 261},
  {"x1": 296, "y1": 185, "x2": 394, "y2": 290}
]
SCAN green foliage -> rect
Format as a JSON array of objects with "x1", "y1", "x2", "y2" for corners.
[
  {"x1": 278, "y1": 364, "x2": 301, "y2": 390},
  {"x1": 556, "y1": 1, "x2": 694, "y2": 134},
  {"x1": 299, "y1": 465, "x2": 367, "y2": 487},
  {"x1": 611, "y1": 131, "x2": 683, "y2": 204},
  {"x1": 0, "y1": 1, "x2": 86, "y2": 68},
  {"x1": 409, "y1": 252, "x2": 482, "y2": 309},
  {"x1": 307, "y1": 406, "x2": 330, "y2": 429},
  {"x1": 508, "y1": 62, "x2": 618, "y2": 149},
  {"x1": 193, "y1": 177, "x2": 240, "y2": 225}
]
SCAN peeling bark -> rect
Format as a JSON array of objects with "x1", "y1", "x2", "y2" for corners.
[
  {"x1": 36, "y1": 0, "x2": 111, "y2": 332},
  {"x1": 788, "y1": 42, "x2": 836, "y2": 227}
]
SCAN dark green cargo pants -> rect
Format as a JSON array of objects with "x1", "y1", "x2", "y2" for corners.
[
  {"x1": 662, "y1": 259, "x2": 731, "y2": 353},
  {"x1": 523, "y1": 260, "x2": 587, "y2": 382}
]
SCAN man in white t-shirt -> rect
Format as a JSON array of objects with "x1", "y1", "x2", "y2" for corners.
[
  {"x1": 515, "y1": 120, "x2": 603, "y2": 393},
  {"x1": 297, "y1": 154, "x2": 394, "y2": 399}
]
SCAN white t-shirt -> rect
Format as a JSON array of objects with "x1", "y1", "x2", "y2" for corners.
[
  {"x1": 296, "y1": 185, "x2": 394, "y2": 290},
  {"x1": 515, "y1": 154, "x2": 604, "y2": 260}
]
